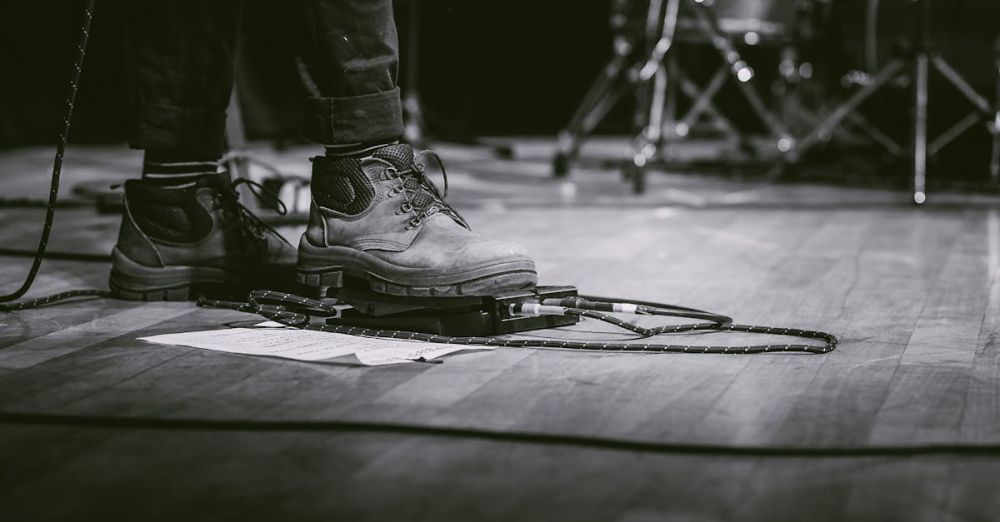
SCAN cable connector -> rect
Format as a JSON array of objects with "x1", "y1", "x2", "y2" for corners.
[
  {"x1": 540, "y1": 297, "x2": 640, "y2": 315},
  {"x1": 508, "y1": 302, "x2": 568, "y2": 317}
]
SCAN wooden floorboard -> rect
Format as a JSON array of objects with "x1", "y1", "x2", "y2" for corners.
[
  {"x1": 867, "y1": 214, "x2": 991, "y2": 445},
  {"x1": 3, "y1": 144, "x2": 1000, "y2": 520},
  {"x1": 960, "y1": 211, "x2": 1000, "y2": 443},
  {"x1": 5, "y1": 427, "x2": 998, "y2": 522}
]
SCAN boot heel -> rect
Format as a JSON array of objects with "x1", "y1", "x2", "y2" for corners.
[
  {"x1": 109, "y1": 277, "x2": 196, "y2": 302},
  {"x1": 295, "y1": 268, "x2": 345, "y2": 296}
]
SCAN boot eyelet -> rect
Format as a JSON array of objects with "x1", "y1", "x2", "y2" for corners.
[
  {"x1": 407, "y1": 218, "x2": 422, "y2": 229},
  {"x1": 400, "y1": 203, "x2": 413, "y2": 213}
]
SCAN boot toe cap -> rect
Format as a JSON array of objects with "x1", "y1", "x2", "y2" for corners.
[{"x1": 468, "y1": 239, "x2": 532, "y2": 266}]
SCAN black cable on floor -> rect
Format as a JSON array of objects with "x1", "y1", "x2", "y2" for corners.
[
  {"x1": 0, "y1": 289, "x2": 111, "y2": 312},
  {"x1": 0, "y1": 0, "x2": 96, "y2": 303},
  {"x1": 0, "y1": 198, "x2": 95, "y2": 209},
  {"x1": 0, "y1": 411, "x2": 997, "y2": 457},
  {"x1": 0, "y1": 248, "x2": 110, "y2": 262}
]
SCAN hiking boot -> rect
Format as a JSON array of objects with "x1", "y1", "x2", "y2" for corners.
[
  {"x1": 296, "y1": 144, "x2": 536, "y2": 296},
  {"x1": 109, "y1": 173, "x2": 297, "y2": 301}
]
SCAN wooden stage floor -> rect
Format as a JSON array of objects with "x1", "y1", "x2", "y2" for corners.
[{"x1": 1, "y1": 142, "x2": 1000, "y2": 521}]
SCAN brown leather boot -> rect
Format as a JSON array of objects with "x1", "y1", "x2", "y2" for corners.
[
  {"x1": 296, "y1": 144, "x2": 536, "y2": 296},
  {"x1": 110, "y1": 173, "x2": 297, "y2": 300}
]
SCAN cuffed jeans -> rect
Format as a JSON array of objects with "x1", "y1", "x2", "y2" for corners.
[{"x1": 128, "y1": 0, "x2": 403, "y2": 157}]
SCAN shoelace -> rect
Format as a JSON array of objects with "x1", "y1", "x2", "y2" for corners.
[
  {"x1": 384, "y1": 151, "x2": 469, "y2": 231},
  {"x1": 218, "y1": 178, "x2": 293, "y2": 254}
]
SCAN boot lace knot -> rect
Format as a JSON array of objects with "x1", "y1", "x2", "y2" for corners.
[
  {"x1": 382, "y1": 150, "x2": 469, "y2": 231},
  {"x1": 213, "y1": 178, "x2": 292, "y2": 256}
]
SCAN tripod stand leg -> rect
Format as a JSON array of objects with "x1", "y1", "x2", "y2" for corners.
[
  {"x1": 928, "y1": 112, "x2": 982, "y2": 157},
  {"x1": 932, "y1": 55, "x2": 992, "y2": 114},
  {"x1": 680, "y1": 64, "x2": 729, "y2": 134},
  {"x1": 847, "y1": 113, "x2": 905, "y2": 158},
  {"x1": 793, "y1": 59, "x2": 906, "y2": 161},
  {"x1": 677, "y1": 72, "x2": 738, "y2": 138},
  {"x1": 992, "y1": 37, "x2": 1000, "y2": 184},
  {"x1": 913, "y1": 53, "x2": 929, "y2": 204},
  {"x1": 923, "y1": 54, "x2": 992, "y2": 157},
  {"x1": 690, "y1": 1, "x2": 791, "y2": 146},
  {"x1": 992, "y1": 108, "x2": 1000, "y2": 185},
  {"x1": 620, "y1": 0, "x2": 681, "y2": 194},
  {"x1": 554, "y1": 55, "x2": 629, "y2": 177},
  {"x1": 626, "y1": 64, "x2": 668, "y2": 194},
  {"x1": 662, "y1": 52, "x2": 679, "y2": 141}
]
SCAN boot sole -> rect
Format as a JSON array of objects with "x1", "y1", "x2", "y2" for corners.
[
  {"x1": 296, "y1": 243, "x2": 537, "y2": 297},
  {"x1": 109, "y1": 248, "x2": 292, "y2": 302}
]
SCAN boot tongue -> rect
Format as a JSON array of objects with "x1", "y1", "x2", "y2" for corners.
[{"x1": 371, "y1": 143, "x2": 415, "y2": 171}]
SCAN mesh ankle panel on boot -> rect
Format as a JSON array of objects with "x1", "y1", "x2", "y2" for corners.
[
  {"x1": 311, "y1": 157, "x2": 376, "y2": 216},
  {"x1": 125, "y1": 182, "x2": 214, "y2": 243}
]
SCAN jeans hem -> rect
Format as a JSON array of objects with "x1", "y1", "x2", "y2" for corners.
[
  {"x1": 303, "y1": 88, "x2": 403, "y2": 145},
  {"x1": 129, "y1": 103, "x2": 228, "y2": 157}
]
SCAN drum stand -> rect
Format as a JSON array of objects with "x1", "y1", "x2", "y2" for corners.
[
  {"x1": 552, "y1": 0, "x2": 788, "y2": 193},
  {"x1": 991, "y1": 36, "x2": 1000, "y2": 184},
  {"x1": 785, "y1": 0, "x2": 993, "y2": 204}
]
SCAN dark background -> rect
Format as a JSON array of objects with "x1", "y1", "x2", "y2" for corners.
[{"x1": 2, "y1": 0, "x2": 998, "y2": 179}]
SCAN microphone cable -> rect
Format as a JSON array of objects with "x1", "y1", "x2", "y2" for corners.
[{"x1": 0, "y1": 0, "x2": 108, "y2": 307}]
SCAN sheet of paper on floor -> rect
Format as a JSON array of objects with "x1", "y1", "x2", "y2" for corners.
[{"x1": 138, "y1": 324, "x2": 492, "y2": 365}]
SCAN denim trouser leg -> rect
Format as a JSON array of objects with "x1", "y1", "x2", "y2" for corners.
[
  {"x1": 128, "y1": 0, "x2": 241, "y2": 157},
  {"x1": 128, "y1": 0, "x2": 403, "y2": 157},
  {"x1": 296, "y1": 0, "x2": 404, "y2": 145}
]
